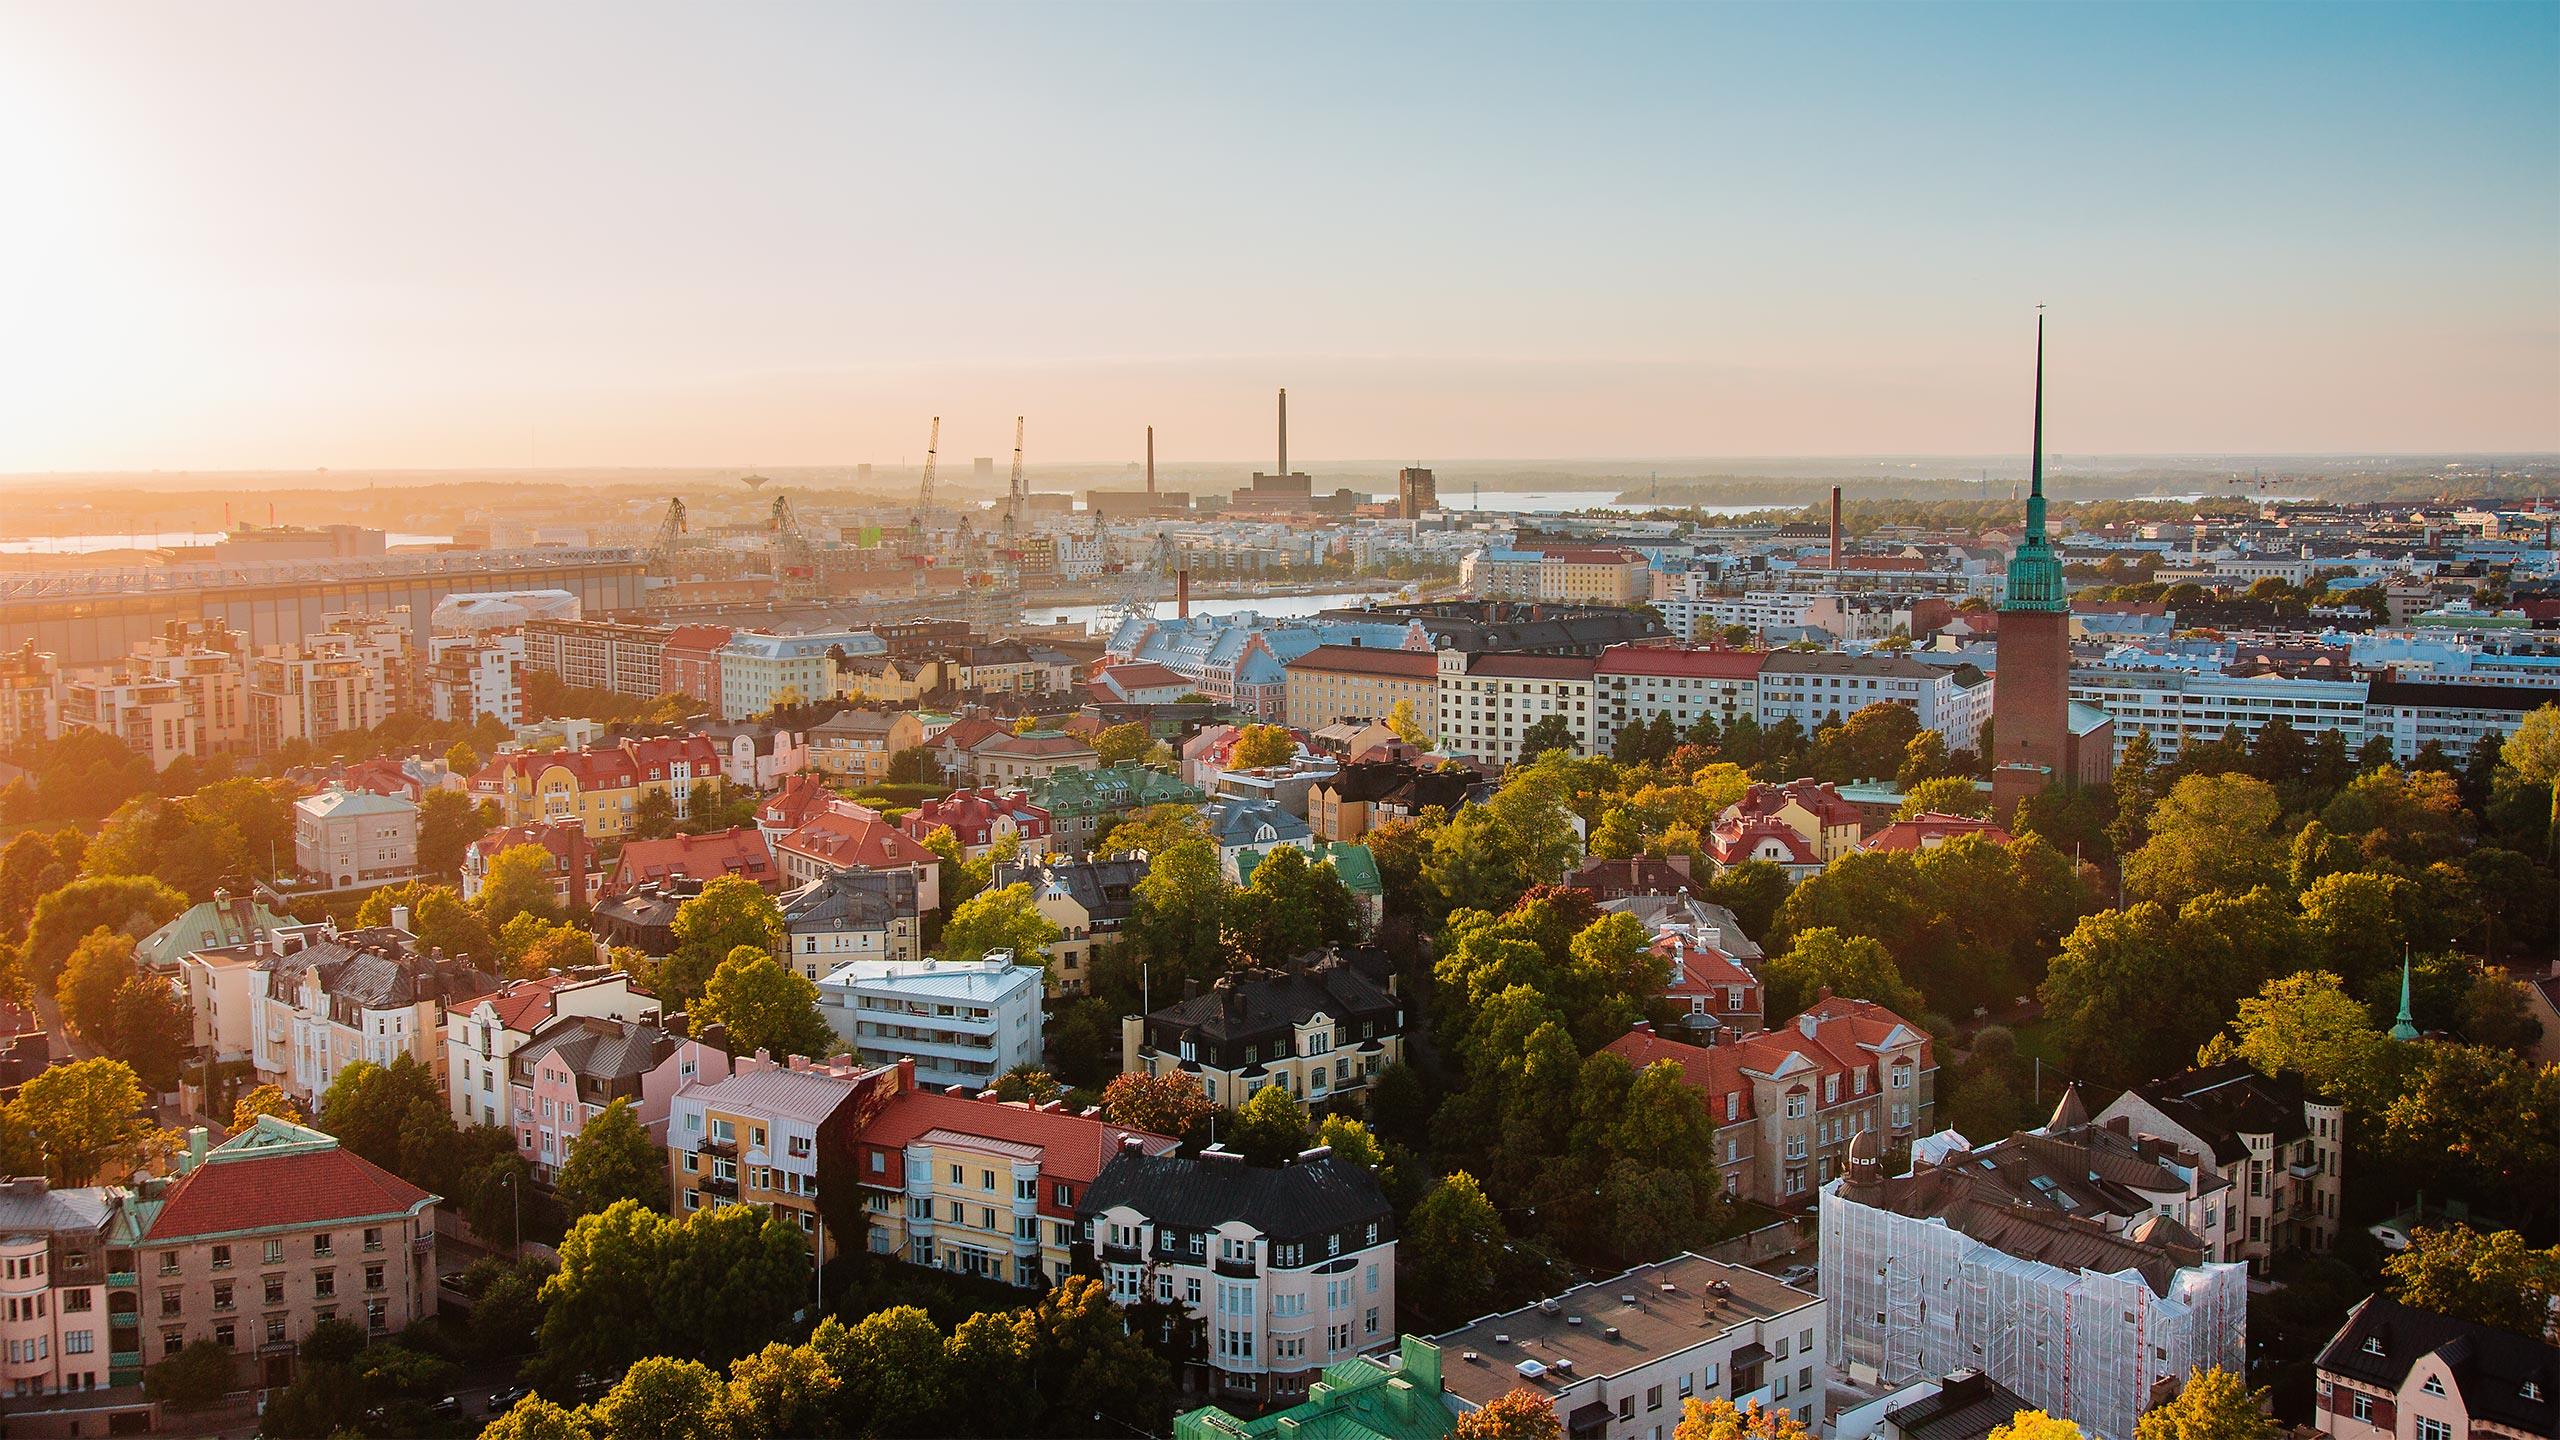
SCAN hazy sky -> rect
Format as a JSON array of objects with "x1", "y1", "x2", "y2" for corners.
[{"x1": 2, "y1": 1, "x2": 2554, "y2": 474}]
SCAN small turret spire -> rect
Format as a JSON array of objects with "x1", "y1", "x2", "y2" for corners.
[
  {"x1": 2389, "y1": 948, "x2": 2421, "y2": 1041},
  {"x1": 2027, "y1": 309, "x2": 2047, "y2": 542}
]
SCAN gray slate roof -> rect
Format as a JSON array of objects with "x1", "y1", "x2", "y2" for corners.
[{"x1": 1079, "y1": 1151, "x2": 1390, "y2": 1243}]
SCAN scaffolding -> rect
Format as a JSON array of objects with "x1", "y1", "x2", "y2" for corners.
[{"x1": 1820, "y1": 1186, "x2": 2247, "y2": 1440}]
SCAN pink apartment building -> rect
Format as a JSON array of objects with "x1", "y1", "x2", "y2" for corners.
[{"x1": 512, "y1": 1016, "x2": 733, "y2": 1180}]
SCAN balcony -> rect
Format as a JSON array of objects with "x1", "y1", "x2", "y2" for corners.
[
  {"x1": 2288, "y1": 1159, "x2": 2320, "y2": 1180},
  {"x1": 702, "y1": 1176, "x2": 739, "y2": 1199},
  {"x1": 699, "y1": 1136, "x2": 737, "y2": 1158},
  {"x1": 1098, "y1": 1242, "x2": 1141, "y2": 1264},
  {"x1": 1213, "y1": 1255, "x2": 1259, "y2": 1280}
]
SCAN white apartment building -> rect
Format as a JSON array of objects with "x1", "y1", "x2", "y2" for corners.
[
  {"x1": 2361, "y1": 679, "x2": 2560, "y2": 764},
  {"x1": 718, "y1": 630, "x2": 883, "y2": 720},
  {"x1": 292, "y1": 787, "x2": 419, "y2": 892},
  {"x1": 249, "y1": 927, "x2": 495, "y2": 1104},
  {"x1": 2069, "y1": 667, "x2": 2368, "y2": 760},
  {"x1": 1593, "y1": 646, "x2": 1764, "y2": 754},
  {"x1": 1082, "y1": 1148, "x2": 1396, "y2": 1409},
  {"x1": 2091, "y1": 1062, "x2": 2345, "y2": 1269},
  {"x1": 1434, "y1": 1252, "x2": 1827, "y2": 1439},
  {"x1": 427, "y1": 631, "x2": 522, "y2": 727},
  {"x1": 1434, "y1": 650, "x2": 1597, "y2": 767},
  {"x1": 1758, "y1": 652, "x2": 1993, "y2": 750},
  {"x1": 814, "y1": 953, "x2": 1044, "y2": 1092}
]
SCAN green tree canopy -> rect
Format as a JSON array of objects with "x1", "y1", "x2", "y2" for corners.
[
  {"x1": 696, "y1": 947, "x2": 835, "y2": 1061},
  {"x1": 663, "y1": 876, "x2": 786, "y2": 1009},
  {"x1": 938, "y1": 882, "x2": 1062, "y2": 967},
  {"x1": 555, "y1": 1098, "x2": 669, "y2": 1221}
]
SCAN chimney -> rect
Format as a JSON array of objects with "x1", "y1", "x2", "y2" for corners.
[
  {"x1": 1146, "y1": 425, "x2": 1156, "y2": 495},
  {"x1": 1177, "y1": 569, "x2": 1191, "y2": 620},
  {"x1": 390, "y1": 904, "x2": 412, "y2": 934},
  {"x1": 1797, "y1": 1011, "x2": 1820, "y2": 1038},
  {"x1": 1277, "y1": 387, "x2": 1289, "y2": 476},
  {"x1": 1829, "y1": 486, "x2": 1842, "y2": 571},
  {"x1": 182, "y1": 1127, "x2": 209, "y2": 1173}
]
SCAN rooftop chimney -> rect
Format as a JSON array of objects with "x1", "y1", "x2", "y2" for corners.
[
  {"x1": 1146, "y1": 425, "x2": 1156, "y2": 495},
  {"x1": 1830, "y1": 486, "x2": 1843, "y2": 571},
  {"x1": 1178, "y1": 569, "x2": 1191, "y2": 620},
  {"x1": 1278, "y1": 387, "x2": 1289, "y2": 477},
  {"x1": 390, "y1": 904, "x2": 412, "y2": 934}
]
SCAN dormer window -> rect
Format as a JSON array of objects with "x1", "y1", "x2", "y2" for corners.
[
  {"x1": 2422, "y1": 1375, "x2": 2444, "y2": 1397},
  {"x1": 2522, "y1": 1382, "x2": 2544, "y2": 1403},
  {"x1": 2364, "y1": 1337, "x2": 2384, "y2": 1356}
]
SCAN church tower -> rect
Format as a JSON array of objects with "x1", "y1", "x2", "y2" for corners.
[{"x1": 1991, "y1": 315, "x2": 2075, "y2": 820}]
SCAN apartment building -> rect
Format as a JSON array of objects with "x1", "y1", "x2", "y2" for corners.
[
  {"x1": 444, "y1": 967, "x2": 659, "y2": 1129},
  {"x1": 2314, "y1": 1296, "x2": 2556, "y2": 1440},
  {"x1": 814, "y1": 953, "x2": 1045, "y2": 1091},
  {"x1": 250, "y1": 646, "x2": 391, "y2": 754},
  {"x1": 900, "y1": 788, "x2": 1053, "y2": 859},
  {"x1": 1757, "y1": 652, "x2": 1992, "y2": 751},
  {"x1": 1304, "y1": 762, "x2": 1471, "y2": 844},
  {"x1": 0, "y1": 1177, "x2": 117, "y2": 1399},
  {"x1": 1656, "y1": 923, "x2": 1763, "y2": 1040},
  {"x1": 1025, "y1": 764, "x2": 1206, "y2": 855},
  {"x1": 461, "y1": 821, "x2": 595, "y2": 908},
  {"x1": 1282, "y1": 645, "x2": 1440, "y2": 732},
  {"x1": 852, "y1": 1074, "x2": 1175, "y2": 1289},
  {"x1": 1203, "y1": 800, "x2": 1316, "y2": 884},
  {"x1": 669, "y1": 1056, "x2": 905, "y2": 1252},
  {"x1": 807, "y1": 709, "x2": 926, "y2": 782},
  {"x1": 513, "y1": 1016, "x2": 732, "y2": 1180},
  {"x1": 970, "y1": 731, "x2": 1099, "y2": 787},
  {"x1": 1606, "y1": 996, "x2": 1935, "y2": 1208},
  {"x1": 57, "y1": 625, "x2": 251, "y2": 770},
  {"x1": 1459, "y1": 548, "x2": 1543, "y2": 599},
  {"x1": 601, "y1": 827, "x2": 779, "y2": 897},
  {"x1": 986, "y1": 855, "x2": 1143, "y2": 998},
  {"x1": 1123, "y1": 950, "x2": 1405, "y2": 1112},
  {"x1": 1720, "y1": 780, "x2": 1867, "y2": 862},
  {"x1": 2069, "y1": 666, "x2": 2367, "y2": 762},
  {"x1": 1539, "y1": 548, "x2": 1651, "y2": 606},
  {"x1": 773, "y1": 807, "x2": 943, "y2": 907},
  {"x1": 249, "y1": 926, "x2": 496, "y2": 1105},
  {"x1": 1434, "y1": 1253, "x2": 1827, "y2": 1439},
  {"x1": 424, "y1": 631, "x2": 522, "y2": 727},
  {"x1": 1434, "y1": 650, "x2": 1597, "y2": 767},
  {"x1": 1821, "y1": 1132, "x2": 2248, "y2": 1440},
  {"x1": 289, "y1": 787, "x2": 418, "y2": 893},
  {"x1": 1593, "y1": 646, "x2": 1765, "y2": 755},
  {"x1": 0, "y1": 641, "x2": 57, "y2": 751},
  {"x1": 519, "y1": 618, "x2": 672, "y2": 699},
  {"x1": 1081, "y1": 1148, "x2": 1396, "y2": 1407},
  {"x1": 782, "y1": 869, "x2": 923, "y2": 978},
  {"x1": 136, "y1": 1119, "x2": 439, "y2": 1385},
  {"x1": 468, "y1": 733, "x2": 724, "y2": 839},
  {"x1": 660, "y1": 625, "x2": 733, "y2": 706},
  {"x1": 718, "y1": 630, "x2": 879, "y2": 720},
  {"x1": 2360, "y1": 679, "x2": 2560, "y2": 765},
  {"x1": 2092, "y1": 1061, "x2": 2345, "y2": 1267}
]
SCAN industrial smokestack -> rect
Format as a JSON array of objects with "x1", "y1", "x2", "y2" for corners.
[
  {"x1": 1829, "y1": 486, "x2": 1842, "y2": 571},
  {"x1": 1177, "y1": 569, "x2": 1191, "y2": 619},
  {"x1": 1278, "y1": 388, "x2": 1288, "y2": 477},
  {"x1": 1146, "y1": 425, "x2": 1156, "y2": 494}
]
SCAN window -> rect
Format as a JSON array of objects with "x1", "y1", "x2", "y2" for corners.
[
  {"x1": 2350, "y1": 1394, "x2": 2374, "y2": 1422},
  {"x1": 210, "y1": 1244, "x2": 232, "y2": 1270},
  {"x1": 2422, "y1": 1376, "x2": 2445, "y2": 1397},
  {"x1": 212, "y1": 1282, "x2": 234, "y2": 1312},
  {"x1": 1648, "y1": 1385, "x2": 1664, "y2": 1411},
  {"x1": 313, "y1": 1233, "x2": 333, "y2": 1258},
  {"x1": 264, "y1": 1239, "x2": 284, "y2": 1264},
  {"x1": 363, "y1": 1228, "x2": 383, "y2": 1251},
  {"x1": 364, "y1": 1264, "x2": 386, "y2": 1292},
  {"x1": 2414, "y1": 1420, "x2": 2451, "y2": 1440}
]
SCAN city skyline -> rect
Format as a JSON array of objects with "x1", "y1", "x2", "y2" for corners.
[{"x1": 2, "y1": 2, "x2": 2554, "y2": 473}]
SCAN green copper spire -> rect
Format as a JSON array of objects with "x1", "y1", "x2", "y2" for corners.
[
  {"x1": 2389, "y1": 950, "x2": 2421, "y2": 1041},
  {"x1": 2003, "y1": 312, "x2": 2069, "y2": 614}
]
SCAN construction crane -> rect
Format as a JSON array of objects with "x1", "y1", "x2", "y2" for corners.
[
  {"x1": 643, "y1": 497, "x2": 688, "y2": 571},
  {"x1": 1002, "y1": 415, "x2": 1026, "y2": 544},
  {"x1": 903, "y1": 416, "x2": 942, "y2": 561},
  {"x1": 1100, "y1": 531, "x2": 1178, "y2": 635}
]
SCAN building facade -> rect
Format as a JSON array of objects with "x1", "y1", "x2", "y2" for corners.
[
  {"x1": 813, "y1": 953, "x2": 1046, "y2": 1092},
  {"x1": 1434, "y1": 650, "x2": 1597, "y2": 768}
]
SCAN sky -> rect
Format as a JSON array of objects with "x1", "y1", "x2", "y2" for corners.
[{"x1": 0, "y1": 1, "x2": 2554, "y2": 475}]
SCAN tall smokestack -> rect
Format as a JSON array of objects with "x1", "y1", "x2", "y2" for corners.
[
  {"x1": 1829, "y1": 486, "x2": 1842, "y2": 571},
  {"x1": 1278, "y1": 388, "x2": 1288, "y2": 477},
  {"x1": 1146, "y1": 425, "x2": 1156, "y2": 494},
  {"x1": 1177, "y1": 569, "x2": 1191, "y2": 619}
]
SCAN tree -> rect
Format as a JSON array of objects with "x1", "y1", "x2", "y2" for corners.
[
  {"x1": 593, "y1": 1357, "x2": 728, "y2": 1440},
  {"x1": 2108, "y1": 731, "x2": 2162, "y2": 856},
  {"x1": 555, "y1": 1098, "x2": 669, "y2": 1220},
  {"x1": 482, "y1": 1396, "x2": 598, "y2": 1440},
  {"x1": 1388, "y1": 698, "x2": 1432, "y2": 747},
  {"x1": 1517, "y1": 714, "x2": 1579, "y2": 761},
  {"x1": 1124, "y1": 838, "x2": 1230, "y2": 990},
  {"x1": 478, "y1": 843, "x2": 561, "y2": 930},
  {"x1": 938, "y1": 882, "x2": 1061, "y2": 967},
  {"x1": 696, "y1": 947, "x2": 836, "y2": 1061},
  {"x1": 2224, "y1": 971, "x2": 2391, "y2": 1107},
  {"x1": 59, "y1": 927, "x2": 137, "y2": 1046},
  {"x1": 2131, "y1": 1367, "x2": 2275, "y2": 1440},
  {"x1": 446, "y1": 739, "x2": 483, "y2": 775},
  {"x1": 316, "y1": 1055, "x2": 450, "y2": 1181},
  {"x1": 538, "y1": 1200, "x2": 666, "y2": 1381},
  {"x1": 1764, "y1": 927, "x2": 1925, "y2": 1023},
  {"x1": 1231, "y1": 1084, "x2": 1311, "y2": 1165},
  {"x1": 2502, "y1": 703, "x2": 2560, "y2": 785},
  {"x1": 1675, "y1": 1398, "x2": 1812, "y2": 1440},
  {"x1": 2121, "y1": 773, "x2": 2285, "y2": 908},
  {"x1": 632, "y1": 788, "x2": 679, "y2": 841},
  {"x1": 1988, "y1": 1416, "x2": 2086, "y2": 1440},
  {"x1": 991, "y1": 1066, "x2": 1062, "y2": 1105},
  {"x1": 108, "y1": 976, "x2": 193, "y2": 1092},
  {"x1": 512, "y1": 918, "x2": 600, "y2": 979},
  {"x1": 1096, "y1": 804, "x2": 1208, "y2": 858},
  {"x1": 1225, "y1": 845, "x2": 1359, "y2": 966},
  {"x1": 1896, "y1": 776, "x2": 1986, "y2": 821},
  {"x1": 1407, "y1": 1172, "x2": 1506, "y2": 1322},
  {"x1": 23, "y1": 875, "x2": 185, "y2": 993},
  {"x1": 1092, "y1": 722, "x2": 1157, "y2": 766},
  {"x1": 416, "y1": 789, "x2": 498, "y2": 877},
  {"x1": 1457, "y1": 1388, "x2": 1564, "y2": 1440},
  {"x1": 146, "y1": 1339, "x2": 237, "y2": 1410},
  {"x1": 230, "y1": 1083, "x2": 304, "y2": 1131},
  {"x1": 13, "y1": 1058, "x2": 153, "y2": 1185},
  {"x1": 2382, "y1": 1224, "x2": 2560, "y2": 1334},
  {"x1": 664, "y1": 876, "x2": 786, "y2": 1009},
  {"x1": 1097, "y1": 1071, "x2": 1213, "y2": 1140},
  {"x1": 1228, "y1": 725, "x2": 1298, "y2": 771},
  {"x1": 724, "y1": 1341, "x2": 840, "y2": 1438}
]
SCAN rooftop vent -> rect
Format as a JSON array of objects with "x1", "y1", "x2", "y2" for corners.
[
  {"x1": 1565, "y1": 1316, "x2": 1583, "y2": 1327},
  {"x1": 1604, "y1": 1327, "x2": 1621, "y2": 1342},
  {"x1": 1515, "y1": 1360, "x2": 1547, "y2": 1382},
  {"x1": 1494, "y1": 1334, "x2": 1510, "y2": 1345},
  {"x1": 1539, "y1": 1299, "x2": 1560, "y2": 1314},
  {"x1": 1660, "y1": 1283, "x2": 1678, "y2": 1294},
  {"x1": 1620, "y1": 1294, "x2": 1639, "y2": 1305},
  {"x1": 1462, "y1": 1351, "x2": 1480, "y2": 1363},
  {"x1": 1554, "y1": 1358, "x2": 1576, "y2": 1374}
]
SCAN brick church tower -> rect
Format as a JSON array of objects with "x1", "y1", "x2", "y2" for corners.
[{"x1": 1991, "y1": 316, "x2": 2076, "y2": 821}]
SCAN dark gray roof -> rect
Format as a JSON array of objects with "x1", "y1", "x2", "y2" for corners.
[
  {"x1": 1079, "y1": 1151, "x2": 1390, "y2": 1243},
  {"x1": 261, "y1": 928, "x2": 495, "y2": 1012},
  {"x1": 2127, "y1": 1060, "x2": 2309, "y2": 1163},
  {"x1": 2316, "y1": 1295, "x2": 2558, "y2": 1436},
  {"x1": 781, "y1": 869, "x2": 917, "y2": 931},
  {"x1": 1148, "y1": 949, "x2": 1398, "y2": 1043},
  {"x1": 0, "y1": 1178, "x2": 113, "y2": 1239},
  {"x1": 514, "y1": 1018, "x2": 674, "y2": 1084},
  {"x1": 1885, "y1": 1372, "x2": 2034, "y2": 1440},
  {"x1": 990, "y1": 856, "x2": 1146, "y2": 925}
]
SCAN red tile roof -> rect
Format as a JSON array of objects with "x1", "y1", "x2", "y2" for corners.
[
  {"x1": 934, "y1": 716, "x2": 1013, "y2": 752},
  {"x1": 1726, "y1": 779, "x2": 1863, "y2": 830},
  {"x1": 608, "y1": 827, "x2": 777, "y2": 894},
  {"x1": 146, "y1": 1143, "x2": 435, "y2": 1242},
  {"x1": 1861, "y1": 814, "x2": 2011, "y2": 853},
  {"x1": 1285, "y1": 645, "x2": 1440, "y2": 679},
  {"x1": 1597, "y1": 645, "x2": 1766, "y2": 680},
  {"x1": 756, "y1": 773, "x2": 840, "y2": 832},
  {"x1": 1657, "y1": 932, "x2": 1755, "y2": 997},
  {"x1": 780, "y1": 810, "x2": 937, "y2": 870},
  {"x1": 1704, "y1": 815, "x2": 1820, "y2": 867},
  {"x1": 1101, "y1": 661, "x2": 1190, "y2": 692},
  {"x1": 1607, "y1": 996, "x2": 1929, "y2": 1129},
  {"x1": 1607, "y1": 1027, "x2": 1749, "y2": 1124},
  {"x1": 663, "y1": 625, "x2": 735, "y2": 655},
  {"x1": 856, "y1": 1090, "x2": 1175, "y2": 1216}
]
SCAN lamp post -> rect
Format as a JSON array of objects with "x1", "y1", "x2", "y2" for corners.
[{"x1": 499, "y1": 1170, "x2": 520, "y2": 1253}]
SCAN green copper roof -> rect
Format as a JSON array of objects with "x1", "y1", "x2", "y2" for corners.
[
  {"x1": 2389, "y1": 952, "x2": 2421, "y2": 1041},
  {"x1": 1175, "y1": 1337, "x2": 1454, "y2": 1440},
  {"x1": 1025, "y1": 762, "x2": 1205, "y2": 817},
  {"x1": 2003, "y1": 315, "x2": 2069, "y2": 615}
]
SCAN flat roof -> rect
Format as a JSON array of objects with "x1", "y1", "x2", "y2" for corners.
[{"x1": 1432, "y1": 1253, "x2": 1816, "y2": 1408}]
